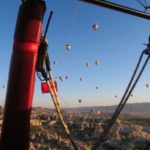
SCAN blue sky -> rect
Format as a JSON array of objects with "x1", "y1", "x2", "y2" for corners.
[{"x1": 0, "y1": 0, "x2": 150, "y2": 108}]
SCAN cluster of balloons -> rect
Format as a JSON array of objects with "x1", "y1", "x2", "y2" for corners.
[
  {"x1": 53, "y1": 60, "x2": 100, "y2": 67},
  {"x1": 86, "y1": 60, "x2": 100, "y2": 67},
  {"x1": 58, "y1": 75, "x2": 99, "y2": 89},
  {"x1": 58, "y1": 76, "x2": 69, "y2": 81},
  {"x1": 65, "y1": 23, "x2": 99, "y2": 51},
  {"x1": 58, "y1": 76, "x2": 83, "y2": 82},
  {"x1": 114, "y1": 94, "x2": 134, "y2": 99}
]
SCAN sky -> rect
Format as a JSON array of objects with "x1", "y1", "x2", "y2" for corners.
[{"x1": 0, "y1": 0, "x2": 150, "y2": 108}]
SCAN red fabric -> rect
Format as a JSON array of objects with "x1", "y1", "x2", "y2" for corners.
[
  {"x1": 41, "y1": 81, "x2": 58, "y2": 94},
  {"x1": 0, "y1": 2, "x2": 44, "y2": 150},
  {"x1": 13, "y1": 42, "x2": 39, "y2": 52}
]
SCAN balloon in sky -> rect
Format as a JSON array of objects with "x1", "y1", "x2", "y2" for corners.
[
  {"x1": 86, "y1": 63, "x2": 90, "y2": 67},
  {"x1": 95, "y1": 60, "x2": 100, "y2": 65},
  {"x1": 115, "y1": 95, "x2": 117, "y2": 98},
  {"x1": 65, "y1": 44, "x2": 71, "y2": 50},
  {"x1": 78, "y1": 99, "x2": 82, "y2": 103},
  {"x1": 80, "y1": 77, "x2": 82, "y2": 81},
  {"x1": 65, "y1": 76, "x2": 68, "y2": 80},
  {"x1": 59, "y1": 76, "x2": 63, "y2": 81},
  {"x1": 92, "y1": 23, "x2": 99, "y2": 30},
  {"x1": 96, "y1": 86, "x2": 99, "y2": 90},
  {"x1": 53, "y1": 60, "x2": 57, "y2": 65},
  {"x1": 145, "y1": 84, "x2": 149, "y2": 88}
]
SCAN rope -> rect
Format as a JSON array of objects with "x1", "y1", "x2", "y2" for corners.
[
  {"x1": 92, "y1": 49, "x2": 150, "y2": 150},
  {"x1": 46, "y1": 71, "x2": 78, "y2": 150},
  {"x1": 66, "y1": 1, "x2": 80, "y2": 43},
  {"x1": 61, "y1": 1, "x2": 80, "y2": 61}
]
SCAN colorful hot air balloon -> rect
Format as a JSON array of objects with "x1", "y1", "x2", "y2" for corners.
[
  {"x1": 65, "y1": 44, "x2": 71, "y2": 50},
  {"x1": 78, "y1": 99, "x2": 82, "y2": 103},
  {"x1": 92, "y1": 23, "x2": 99, "y2": 30},
  {"x1": 95, "y1": 60, "x2": 100, "y2": 65},
  {"x1": 59, "y1": 76, "x2": 63, "y2": 81}
]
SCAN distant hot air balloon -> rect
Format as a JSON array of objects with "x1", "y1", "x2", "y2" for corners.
[
  {"x1": 65, "y1": 76, "x2": 68, "y2": 80},
  {"x1": 95, "y1": 60, "x2": 100, "y2": 65},
  {"x1": 86, "y1": 63, "x2": 90, "y2": 67},
  {"x1": 95, "y1": 110, "x2": 101, "y2": 116},
  {"x1": 65, "y1": 44, "x2": 71, "y2": 50},
  {"x1": 59, "y1": 76, "x2": 63, "y2": 81},
  {"x1": 96, "y1": 86, "x2": 99, "y2": 90},
  {"x1": 80, "y1": 77, "x2": 82, "y2": 81},
  {"x1": 53, "y1": 60, "x2": 57, "y2": 65},
  {"x1": 78, "y1": 99, "x2": 82, "y2": 103},
  {"x1": 92, "y1": 23, "x2": 99, "y2": 30},
  {"x1": 115, "y1": 95, "x2": 117, "y2": 98},
  {"x1": 145, "y1": 84, "x2": 149, "y2": 88}
]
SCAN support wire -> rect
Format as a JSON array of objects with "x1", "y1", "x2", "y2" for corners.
[{"x1": 92, "y1": 49, "x2": 150, "y2": 150}]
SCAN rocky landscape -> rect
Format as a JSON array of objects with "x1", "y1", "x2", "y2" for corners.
[
  {"x1": 29, "y1": 105, "x2": 150, "y2": 150},
  {"x1": 0, "y1": 104, "x2": 150, "y2": 150}
]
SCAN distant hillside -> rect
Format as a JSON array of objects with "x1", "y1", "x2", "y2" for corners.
[{"x1": 72, "y1": 102, "x2": 150, "y2": 114}]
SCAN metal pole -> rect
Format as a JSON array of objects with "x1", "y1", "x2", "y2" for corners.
[{"x1": 80, "y1": 0, "x2": 150, "y2": 20}]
